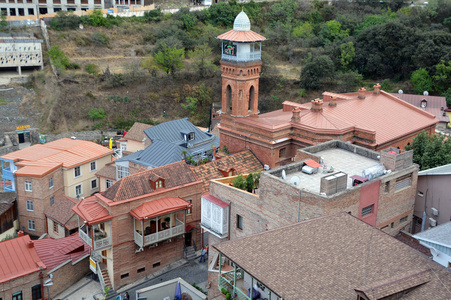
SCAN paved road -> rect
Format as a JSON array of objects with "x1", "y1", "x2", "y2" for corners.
[{"x1": 107, "y1": 258, "x2": 209, "y2": 300}]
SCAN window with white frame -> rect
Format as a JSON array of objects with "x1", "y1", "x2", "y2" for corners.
[
  {"x1": 187, "y1": 200, "x2": 192, "y2": 214},
  {"x1": 117, "y1": 165, "x2": 129, "y2": 179},
  {"x1": 26, "y1": 200, "x2": 34, "y2": 211},
  {"x1": 188, "y1": 133, "x2": 194, "y2": 140},
  {"x1": 201, "y1": 197, "x2": 229, "y2": 236},
  {"x1": 91, "y1": 179, "x2": 97, "y2": 190},
  {"x1": 155, "y1": 180, "x2": 163, "y2": 189},
  {"x1": 106, "y1": 179, "x2": 113, "y2": 189},
  {"x1": 28, "y1": 220, "x2": 35, "y2": 231},
  {"x1": 90, "y1": 161, "x2": 97, "y2": 171},
  {"x1": 74, "y1": 166, "x2": 81, "y2": 178},
  {"x1": 120, "y1": 143, "x2": 127, "y2": 151},
  {"x1": 25, "y1": 180, "x2": 32, "y2": 192},
  {"x1": 75, "y1": 184, "x2": 82, "y2": 197},
  {"x1": 361, "y1": 204, "x2": 374, "y2": 217},
  {"x1": 49, "y1": 177, "x2": 54, "y2": 189}
]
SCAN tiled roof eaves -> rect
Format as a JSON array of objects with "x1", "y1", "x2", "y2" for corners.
[
  {"x1": 0, "y1": 268, "x2": 42, "y2": 285},
  {"x1": 62, "y1": 152, "x2": 113, "y2": 169},
  {"x1": 14, "y1": 163, "x2": 63, "y2": 177}
]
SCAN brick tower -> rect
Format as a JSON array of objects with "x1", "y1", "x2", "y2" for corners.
[{"x1": 217, "y1": 11, "x2": 266, "y2": 117}]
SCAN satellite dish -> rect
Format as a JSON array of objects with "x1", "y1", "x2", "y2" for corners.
[
  {"x1": 423, "y1": 91, "x2": 429, "y2": 96},
  {"x1": 290, "y1": 176, "x2": 301, "y2": 186},
  {"x1": 281, "y1": 170, "x2": 287, "y2": 180},
  {"x1": 398, "y1": 90, "x2": 403, "y2": 94},
  {"x1": 429, "y1": 247, "x2": 438, "y2": 257}
]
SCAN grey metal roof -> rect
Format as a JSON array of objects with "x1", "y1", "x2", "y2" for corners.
[
  {"x1": 144, "y1": 118, "x2": 216, "y2": 148},
  {"x1": 390, "y1": 93, "x2": 449, "y2": 123},
  {"x1": 414, "y1": 221, "x2": 451, "y2": 249},
  {"x1": 418, "y1": 163, "x2": 451, "y2": 176}
]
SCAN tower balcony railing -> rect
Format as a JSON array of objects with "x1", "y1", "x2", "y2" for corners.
[{"x1": 221, "y1": 51, "x2": 261, "y2": 62}]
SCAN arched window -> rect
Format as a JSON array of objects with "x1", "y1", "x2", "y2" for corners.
[
  {"x1": 248, "y1": 86, "x2": 255, "y2": 112},
  {"x1": 226, "y1": 85, "x2": 232, "y2": 113}
]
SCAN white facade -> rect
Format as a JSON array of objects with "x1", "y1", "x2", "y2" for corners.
[
  {"x1": 1, "y1": 0, "x2": 107, "y2": 16},
  {"x1": 0, "y1": 35, "x2": 43, "y2": 73}
]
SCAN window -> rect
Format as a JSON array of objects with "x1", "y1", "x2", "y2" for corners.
[
  {"x1": 75, "y1": 184, "x2": 82, "y2": 197},
  {"x1": 31, "y1": 284, "x2": 41, "y2": 300},
  {"x1": 53, "y1": 221, "x2": 59, "y2": 233},
  {"x1": 400, "y1": 216, "x2": 408, "y2": 223},
  {"x1": 106, "y1": 179, "x2": 113, "y2": 188},
  {"x1": 417, "y1": 191, "x2": 424, "y2": 197},
  {"x1": 74, "y1": 166, "x2": 81, "y2": 178},
  {"x1": 237, "y1": 214, "x2": 243, "y2": 230},
  {"x1": 187, "y1": 200, "x2": 192, "y2": 214},
  {"x1": 12, "y1": 291, "x2": 22, "y2": 300},
  {"x1": 50, "y1": 196, "x2": 55, "y2": 206},
  {"x1": 49, "y1": 177, "x2": 54, "y2": 189},
  {"x1": 91, "y1": 179, "x2": 97, "y2": 190},
  {"x1": 26, "y1": 200, "x2": 34, "y2": 211},
  {"x1": 361, "y1": 205, "x2": 373, "y2": 217},
  {"x1": 28, "y1": 220, "x2": 35, "y2": 231},
  {"x1": 390, "y1": 222, "x2": 394, "y2": 228},
  {"x1": 188, "y1": 133, "x2": 194, "y2": 140},
  {"x1": 279, "y1": 148, "x2": 286, "y2": 158},
  {"x1": 120, "y1": 143, "x2": 127, "y2": 151},
  {"x1": 395, "y1": 173, "x2": 412, "y2": 191},
  {"x1": 384, "y1": 182, "x2": 390, "y2": 193},
  {"x1": 120, "y1": 273, "x2": 129, "y2": 279},
  {"x1": 155, "y1": 180, "x2": 163, "y2": 189},
  {"x1": 153, "y1": 262, "x2": 160, "y2": 268},
  {"x1": 90, "y1": 161, "x2": 97, "y2": 171},
  {"x1": 117, "y1": 165, "x2": 129, "y2": 179},
  {"x1": 201, "y1": 197, "x2": 229, "y2": 236},
  {"x1": 137, "y1": 267, "x2": 145, "y2": 273},
  {"x1": 25, "y1": 180, "x2": 32, "y2": 192}
]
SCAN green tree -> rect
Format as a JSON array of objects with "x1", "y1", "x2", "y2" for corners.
[
  {"x1": 442, "y1": 88, "x2": 451, "y2": 107},
  {"x1": 231, "y1": 175, "x2": 246, "y2": 190},
  {"x1": 245, "y1": 173, "x2": 254, "y2": 193},
  {"x1": 50, "y1": 11, "x2": 80, "y2": 30},
  {"x1": 47, "y1": 45, "x2": 71, "y2": 71},
  {"x1": 88, "y1": 9, "x2": 106, "y2": 27},
  {"x1": 143, "y1": 9, "x2": 161, "y2": 22},
  {"x1": 208, "y1": 2, "x2": 235, "y2": 26},
  {"x1": 141, "y1": 55, "x2": 158, "y2": 77},
  {"x1": 318, "y1": 20, "x2": 349, "y2": 44},
  {"x1": 405, "y1": 131, "x2": 451, "y2": 170},
  {"x1": 340, "y1": 42, "x2": 355, "y2": 71},
  {"x1": 181, "y1": 97, "x2": 198, "y2": 116},
  {"x1": 0, "y1": 11, "x2": 7, "y2": 32},
  {"x1": 300, "y1": 55, "x2": 335, "y2": 90},
  {"x1": 433, "y1": 60, "x2": 451, "y2": 94},
  {"x1": 89, "y1": 108, "x2": 106, "y2": 120},
  {"x1": 188, "y1": 44, "x2": 216, "y2": 78},
  {"x1": 411, "y1": 68, "x2": 434, "y2": 94},
  {"x1": 154, "y1": 44, "x2": 185, "y2": 75},
  {"x1": 292, "y1": 22, "x2": 314, "y2": 38}
]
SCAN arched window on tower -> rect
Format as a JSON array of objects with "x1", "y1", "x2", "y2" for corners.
[
  {"x1": 226, "y1": 85, "x2": 232, "y2": 113},
  {"x1": 248, "y1": 86, "x2": 255, "y2": 113}
]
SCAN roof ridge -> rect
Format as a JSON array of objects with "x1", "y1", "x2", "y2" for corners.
[{"x1": 381, "y1": 91, "x2": 437, "y2": 119}]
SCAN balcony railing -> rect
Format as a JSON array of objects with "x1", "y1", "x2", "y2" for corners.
[
  {"x1": 219, "y1": 269, "x2": 249, "y2": 300},
  {"x1": 79, "y1": 226, "x2": 112, "y2": 251},
  {"x1": 221, "y1": 51, "x2": 261, "y2": 63},
  {"x1": 134, "y1": 219, "x2": 184, "y2": 247},
  {"x1": 2, "y1": 168, "x2": 14, "y2": 180},
  {"x1": 79, "y1": 227, "x2": 92, "y2": 247}
]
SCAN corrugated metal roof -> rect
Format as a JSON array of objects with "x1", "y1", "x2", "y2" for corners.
[
  {"x1": 34, "y1": 233, "x2": 90, "y2": 272},
  {"x1": 418, "y1": 163, "x2": 451, "y2": 176},
  {"x1": 217, "y1": 29, "x2": 266, "y2": 42},
  {"x1": 72, "y1": 195, "x2": 112, "y2": 225},
  {"x1": 129, "y1": 197, "x2": 191, "y2": 220},
  {"x1": 414, "y1": 221, "x2": 451, "y2": 248},
  {"x1": 0, "y1": 235, "x2": 45, "y2": 284},
  {"x1": 390, "y1": 93, "x2": 449, "y2": 123}
]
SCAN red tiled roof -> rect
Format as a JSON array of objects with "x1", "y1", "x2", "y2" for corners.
[
  {"x1": 102, "y1": 161, "x2": 198, "y2": 202},
  {"x1": 129, "y1": 197, "x2": 191, "y2": 220},
  {"x1": 217, "y1": 29, "x2": 266, "y2": 42},
  {"x1": 202, "y1": 193, "x2": 229, "y2": 208},
  {"x1": 124, "y1": 122, "x2": 152, "y2": 142},
  {"x1": 34, "y1": 233, "x2": 90, "y2": 272},
  {"x1": 0, "y1": 235, "x2": 46, "y2": 284},
  {"x1": 1, "y1": 138, "x2": 113, "y2": 175},
  {"x1": 72, "y1": 195, "x2": 112, "y2": 225},
  {"x1": 304, "y1": 159, "x2": 322, "y2": 168},
  {"x1": 191, "y1": 150, "x2": 264, "y2": 193},
  {"x1": 45, "y1": 195, "x2": 78, "y2": 228}
]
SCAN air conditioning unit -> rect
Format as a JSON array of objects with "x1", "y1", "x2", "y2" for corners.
[
  {"x1": 263, "y1": 164, "x2": 270, "y2": 171},
  {"x1": 429, "y1": 218, "x2": 437, "y2": 227},
  {"x1": 431, "y1": 208, "x2": 439, "y2": 216}
]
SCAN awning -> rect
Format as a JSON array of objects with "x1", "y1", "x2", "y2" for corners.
[
  {"x1": 304, "y1": 159, "x2": 322, "y2": 169},
  {"x1": 202, "y1": 193, "x2": 229, "y2": 208},
  {"x1": 72, "y1": 195, "x2": 113, "y2": 225},
  {"x1": 130, "y1": 197, "x2": 192, "y2": 221},
  {"x1": 350, "y1": 175, "x2": 369, "y2": 182}
]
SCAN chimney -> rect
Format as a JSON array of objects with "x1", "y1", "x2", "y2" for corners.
[
  {"x1": 18, "y1": 230, "x2": 24, "y2": 237},
  {"x1": 311, "y1": 98, "x2": 324, "y2": 112},
  {"x1": 373, "y1": 83, "x2": 381, "y2": 94},
  {"x1": 329, "y1": 95, "x2": 337, "y2": 107},
  {"x1": 28, "y1": 240, "x2": 34, "y2": 248},
  {"x1": 291, "y1": 107, "x2": 301, "y2": 122},
  {"x1": 358, "y1": 88, "x2": 366, "y2": 99}
]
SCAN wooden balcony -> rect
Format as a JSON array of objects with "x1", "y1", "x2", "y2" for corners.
[
  {"x1": 79, "y1": 221, "x2": 112, "y2": 251},
  {"x1": 134, "y1": 218, "x2": 184, "y2": 247}
]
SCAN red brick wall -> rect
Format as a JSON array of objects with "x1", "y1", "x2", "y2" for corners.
[
  {"x1": 358, "y1": 180, "x2": 380, "y2": 227},
  {"x1": 0, "y1": 271, "x2": 43, "y2": 300},
  {"x1": 48, "y1": 256, "x2": 90, "y2": 297},
  {"x1": 16, "y1": 167, "x2": 64, "y2": 236}
]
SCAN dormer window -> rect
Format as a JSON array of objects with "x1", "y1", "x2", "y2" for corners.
[
  {"x1": 189, "y1": 133, "x2": 194, "y2": 141},
  {"x1": 156, "y1": 180, "x2": 163, "y2": 189},
  {"x1": 420, "y1": 99, "x2": 427, "y2": 109},
  {"x1": 219, "y1": 168, "x2": 235, "y2": 177},
  {"x1": 150, "y1": 177, "x2": 165, "y2": 190}
]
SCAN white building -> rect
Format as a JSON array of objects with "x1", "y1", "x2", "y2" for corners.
[
  {"x1": 0, "y1": 32, "x2": 43, "y2": 74},
  {"x1": 414, "y1": 221, "x2": 451, "y2": 268}
]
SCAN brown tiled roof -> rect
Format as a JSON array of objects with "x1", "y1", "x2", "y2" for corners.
[
  {"x1": 395, "y1": 231, "x2": 432, "y2": 257},
  {"x1": 102, "y1": 161, "x2": 198, "y2": 202},
  {"x1": 217, "y1": 29, "x2": 266, "y2": 42},
  {"x1": 213, "y1": 213, "x2": 451, "y2": 299},
  {"x1": 0, "y1": 193, "x2": 15, "y2": 215},
  {"x1": 390, "y1": 93, "x2": 449, "y2": 123},
  {"x1": 45, "y1": 195, "x2": 78, "y2": 228},
  {"x1": 124, "y1": 122, "x2": 152, "y2": 142},
  {"x1": 191, "y1": 150, "x2": 263, "y2": 193}
]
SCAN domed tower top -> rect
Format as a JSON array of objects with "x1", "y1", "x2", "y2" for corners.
[{"x1": 233, "y1": 11, "x2": 251, "y2": 31}]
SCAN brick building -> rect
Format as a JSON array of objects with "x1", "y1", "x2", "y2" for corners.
[
  {"x1": 202, "y1": 141, "x2": 420, "y2": 298},
  {"x1": 44, "y1": 194, "x2": 79, "y2": 239},
  {"x1": 0, "y1": 138, "x2": 113, "y2": 236},
  {"x1": 117, "y1": 122, "x2": 152, "y2": 153},
  {"x1": 210, "y1": 213, "x2": 451, "y2": 300},
  {"x1": 72, "y1": 151, "x2": 262, "y2": 291},
  {"x1": 217, "y1": 13, "x2": 438, "y2": 169}
]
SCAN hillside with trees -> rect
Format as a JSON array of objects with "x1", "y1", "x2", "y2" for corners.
[{"x1": 29, "y1": 0, "x2": 451, "y2": 133}]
